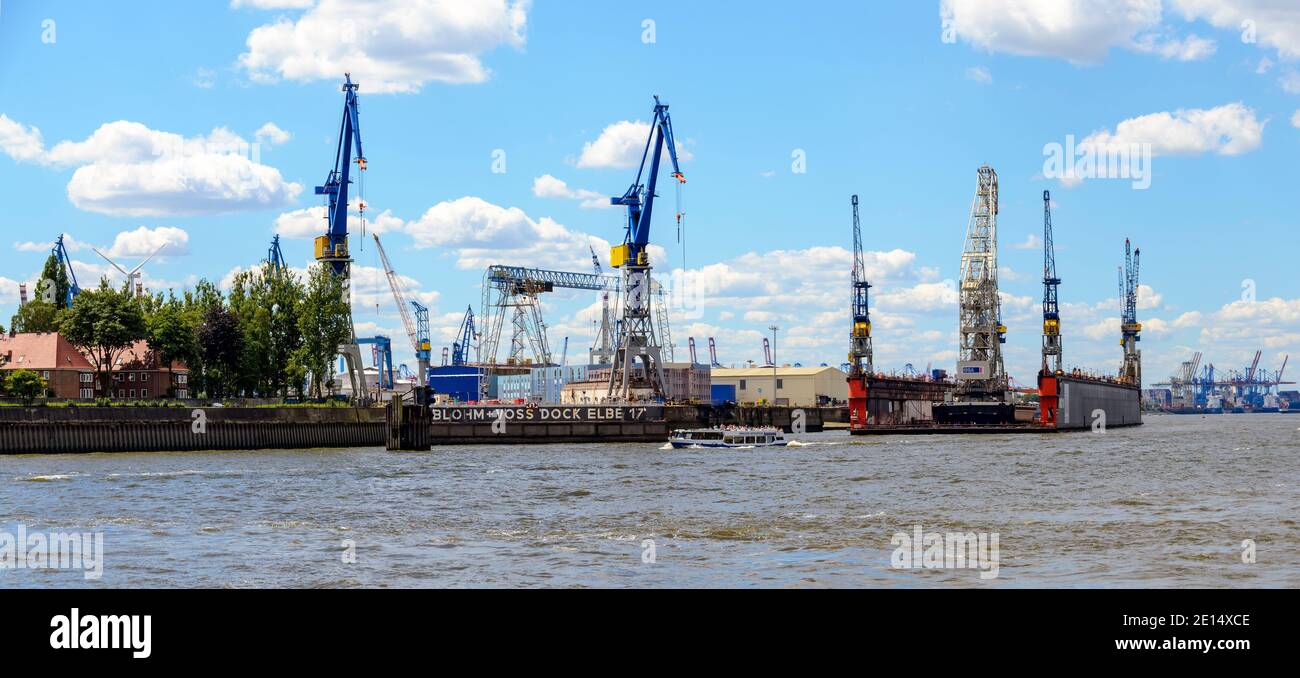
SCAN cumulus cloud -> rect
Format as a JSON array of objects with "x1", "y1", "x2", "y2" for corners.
[
  {"x1": 576, "y1": 120, "x2": 694, "y2": 169},
  {"x1": 940, "y1": 0, "x2": 1164, "y2": 64},
  {"x1": 1011, "y1": 233, "x2": 1042, "y2": 250},
  {"x1": 531, "y1": 174, "x2": 611, "y2": 209},
  {"x1": 0, "y1": 118, "x2": 302, "y2": 217},
  {"x1": 1079, "y1": 102, "x2": 1264, "y2": 157},
  {"x1": 14, "y1": 233, "x2": 87, "y2": 254},
  {"x1": 1130, "y1": 31, "x2": 1217, "y2": 60},
  {"x1": 1172, "y1": 0, "x2": 1300, "y2": 60},
  {"x1": 254, "y1": 122, "x2": 291, "y2": 145},
  {"x1": 274, "y1": 199, "x2": 404, "y2": 239},
  {"x1": 237, "y1": 0, "x2": 531, "y2": 93},
  {"x1": 1292, "y1": 110, "x2": 1300, "y2": 128},
  {"x1": 230, "y1": 0, "x2": 314, "y2": 8},
  {"x1": 103, "y1": 226, "x2": 191, "y2": 258},
  {"x1": 405, "y1": 196, "x2": 607, "y2": 271}
]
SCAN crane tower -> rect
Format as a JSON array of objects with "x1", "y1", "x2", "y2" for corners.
[
  {"x1": 1041, "y1": 190, "x2": 1062, "y2": 376},
  {"x1": 955, "y1": 165, "x2": 1007, "y2": 402},
  {"x1": 848, "y1": 194, "x2": 873, "y2": 376}
]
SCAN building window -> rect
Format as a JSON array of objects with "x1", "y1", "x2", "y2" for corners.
[
  {"x1": 140, "y1": 389, "x2": 148, "y2": 399},
  {"x1": 177, "y1": 374, "x2": 188, "y2": 385},
  {"x1": 117, "y1": 390, "x2": 125, "y2": 398},
  {"x1": 141, "y1": 372, "x2": 150, "y2": 382},
  {"x1": 80, "y1": 372, "x2": 93, "y2": 383},
  {"x1": 129, "y1": 389, "x2": 136, "y2": 399},
  {"x1": 739, "y1": 379, "x2": 747, "y2": 389},
  {"x1": 42, "y1": 371, "x2": 50, "y2": 379},
  {"x1": 177, "y1": 389, "x2": 189, "y2": 399},
  {"x1": 79, "y1": 388, "x2": 93, "y2": 399},
  {"x1": 128, "y1": 373, "x2": 136, "y2": 382},
  {"x1": 777, "y1": 379, "x2": 784, "y2": 389}
]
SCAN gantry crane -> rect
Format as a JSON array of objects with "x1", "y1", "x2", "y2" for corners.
[
  {"x1": 589, "y1": 244, "x2": 616, "y2": 365},
  {"x1": 373, "y1": 233, "x2": 430, "y2": 390},
  {"x1": 314, "y1": 73, "x2": 368, "y2": 400},
  {"x1": 955, "y1": 166, "x2": 1007, "y2": 402},
  {"x1": 708, "y1": 337, "x2": 720, "y2": 368},
  {"x1": 1041, "y1": 190, "x2": 1062, "y2": 375},
  {"x1": 1119, "y1": 239, "x2": 1142, "y2": 386},
  {"x1": 606, "y1": 95, "x2": 685, "y2": 401},
  {"x1": 848, "y1": 194, "x2": 873, "y2": 377}
]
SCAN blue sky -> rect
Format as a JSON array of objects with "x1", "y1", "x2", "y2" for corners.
[{"x1": 1, "y1": 0, "x2": 1297, "y2": 387}]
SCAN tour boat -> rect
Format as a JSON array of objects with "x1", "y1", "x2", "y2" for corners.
[{"x1": 668, "y1": 427, "x2": 788, "y2": 448}]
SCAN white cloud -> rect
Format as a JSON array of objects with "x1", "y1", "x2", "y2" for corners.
[
  {"x1": 405, "y1": 196, "x2": 606, "y2": 270},
  {"x1": 1256, "y1": 57, "x2": 1274, "y2": 74},
  {"x1": 1292, "y1": 110, "x2": 1300, "y2": 128},
  {"x1": 576, "y1": 120, "x2": 694, "y2": 169},
  {"x1": 1130, "y1": 32, "x2": 1217, "y2": 60},
  {"x1": 965, "y1": 66, "x2": 993, "y2": 84},
  {"x1": 876, "y1": 281, "x2": 960, "y2": 312},
  {"x1": 14, "y1": 233, "x2": 87, "y2": 254},
  {"x1": 237, "y1": 0, "x2": 531, "y2": 93},
  {"x1": 1172, "y1": 310, "x2": 1203, "y2": 328},
  {"x1": 1172, "y1": 0, "x2": 1300, "y2": 60},
  {"x1": 940, "y1": 0, "x2": 1163, "y2": 64},
  {"x1": 1079, "y1": 102, "x2": 1264, "y2": 157},
  {"x1": 1136, "y1": 283, "x2": 1163, "y2": 310},
  {"x1": 532, "y1": 174, "x2": 611, "y2": 209},
  {"x1": 0, "y1": 118, "x2": 301, "y2": 216},
  {"x1": 254, "y1": 122, "x2": 291, "y2": 145},
  {"x1": 1281, "y1": 71, "x2": 1300, "y2": 94},
  {"x1": 103, "y1": 226, "x2": 191, "y2": 258},
  {"x1": 1011, "y1": 233, "x2": 1042, "y2": 250},
  {"x1": 0, "y1": 115, "x2": 46, "y2": 163},
  {"x1": 192, "y1": 68, "x2": 217, "y2": 89},
  {"x1": 274, "y1": 199, "x2": 404, "y2": 239}
]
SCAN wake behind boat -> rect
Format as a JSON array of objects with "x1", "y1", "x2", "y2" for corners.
[{"x1": 669, "y1": 427, "x2": 788, "y2": 449}]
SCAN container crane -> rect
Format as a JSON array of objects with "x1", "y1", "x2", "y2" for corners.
[
  {"x1": 688, "y1": 337, "x2": 698, "y2": 365},
  {"x1": 1119, "y1": 239, "x2": 1141, "y2": 386},
  {"x1": 1040, "y1": 190, "x2": 1062, "y2": 376},
  {"x1": 708, "y1": 337, "x2": 720, "y2": 368},
  {"x1": 606, "y1": 95, "x2": 685, "y2": 401},
  {"x1": 848, "y1": 194, "x2": 873, "y2": 377},
  {"x1": 373, "y1": 233, "x2": 430, "y2": 387},
  {"x1": 314, "y1": 73, "x2": 368, "y2": 400},
  {"x1": 762, "y1": 337, "x2": 773, "y2": 367}
]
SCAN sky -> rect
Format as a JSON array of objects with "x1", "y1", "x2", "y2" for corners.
[{"x1": 0, "y1": 0, "x2": 1297, "y2": 388}]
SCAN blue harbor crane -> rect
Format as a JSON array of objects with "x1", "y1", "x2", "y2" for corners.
[
  {"x1": 267, "y1": 234, "x2": 286, "y2": 272},
  {"x1": 848, "y1": 194, "x2": 873, "y2": 377},
  {"x1": 1041, "y1": 190, "x2": 1062, "y2": 375},
  {"x1": 452, "y1": 305, "x2": 476, "y2": 366},
  {"x1": 52, "y1": 234, "x2": 80, "y2": 307},
  {"x1": 314, "y1": 74, "x2": 368, "y2": 400},
  {"x1": 314, "y1": 73, "x2": 366, "y2": 276},
  {"x1": 356, "y1": 336, "x2": 394, "y2": 391},
  {"x1": 606, "y1": 96, "x2": 686, "y2": 400}
]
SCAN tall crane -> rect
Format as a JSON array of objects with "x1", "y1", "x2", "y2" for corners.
[
  {"x1": 762, "y1": 337, "x2": 773, "y2": 367},
  {"x1": 373, "y1": 233, "x2": 430, "y2": 387},
  {"x1": 589, "y1": 244, "x2": 616, "y2": 365},
  {"x1": 1119, "y1": 239, "x2": 1142, "y2": 386},
  {"x1": 848, "y1": 194, "x2": 873, "y2": 377},
  {"x1": 708, "y1": 337, "x2": 720, "y2": 368},
  {"x1": 451, "y1": 306, "x2": 476, "y2": 366},
  {"x1": 53, "y1": 234, "x2": 80, "y2": 307},
  {"x1": 267, "y1": 234, "x2": 286, "y2": 272},
  {"x1": 1041, "y1": 190, "x2": 1062, "y2": 375},
  {"x1": 688, "y1": 337, "x2": 698, "y2": 365},
  {"x1": 314, "y1": 73, "x2": 368, "y2": 400},
  {"x1": 606, "y1": 95, "x2": 686, "y2": 401},
  {"x1": 955, "y1": 165, "x2": 1007, "y2": 402}
]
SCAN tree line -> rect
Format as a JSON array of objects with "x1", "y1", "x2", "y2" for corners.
[{"x1": 5, "y1": 253, "x2": 355, "y2": 400}]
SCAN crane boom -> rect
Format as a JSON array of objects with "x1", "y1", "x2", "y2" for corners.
[
  {"x1": 373, "y1": 234, "x2": 420, "y2": 358},
  {"x1": 848, "y1": 194, "x2": 873, "y2": 376}
]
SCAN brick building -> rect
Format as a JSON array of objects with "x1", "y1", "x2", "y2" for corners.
[
  {"x1": 0, "y1": 332, "x2": 97, "y2": 399},
  {"x1": 0, "y1": 333, "x2": 190, "y2": 400}
]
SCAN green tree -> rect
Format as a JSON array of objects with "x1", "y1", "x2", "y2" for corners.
[
  {"x1": 6, "y1": 369, "x2": 47, "y2": 405},
  {"x1": 37, "y1": 253, "x2": 71, "y2": 310},
  {"x1": 229, "y1": 263, "x2": 306, "y2": 397},
  {"x1": 60, "y1": 280, "x2": 147, "y2": 397},
  {"x1": 197, "y1": 304, "x2": 243, "y2": 399},
  {"x1": 9, "y1": 298, "x2": 62, "y2": 333},
  {"x1": 297, "y1": 264, "x2": 352, "y2": 398},
  {"x1": 146, "y1": 295, "x2": 199, "y2": 397}
]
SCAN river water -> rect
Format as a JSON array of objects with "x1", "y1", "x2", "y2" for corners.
[{"x1": 2, "y1": 414, "x2": 1297, "y2": 588}]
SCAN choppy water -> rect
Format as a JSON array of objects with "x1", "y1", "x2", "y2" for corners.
[{"x1": 2, "y1": 414, "x2": 1297, "y2": 588}]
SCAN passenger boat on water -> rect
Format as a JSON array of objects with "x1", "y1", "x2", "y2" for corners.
[{"x1": 668, "y1": 427, "x2": 788, "y2": 448}]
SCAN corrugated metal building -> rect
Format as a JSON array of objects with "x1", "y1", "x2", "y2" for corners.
[{"x1": 710, "y1": 366, "x2": 848, "y2": 407}]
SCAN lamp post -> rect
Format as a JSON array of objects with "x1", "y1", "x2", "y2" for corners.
[{"x1": 769, "y1": 325, "x2": 779, "y2": 407}]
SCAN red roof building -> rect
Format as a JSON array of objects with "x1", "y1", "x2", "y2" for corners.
[{"x1": 0, "y1": 333, "x2": 190, "y2": 400}]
